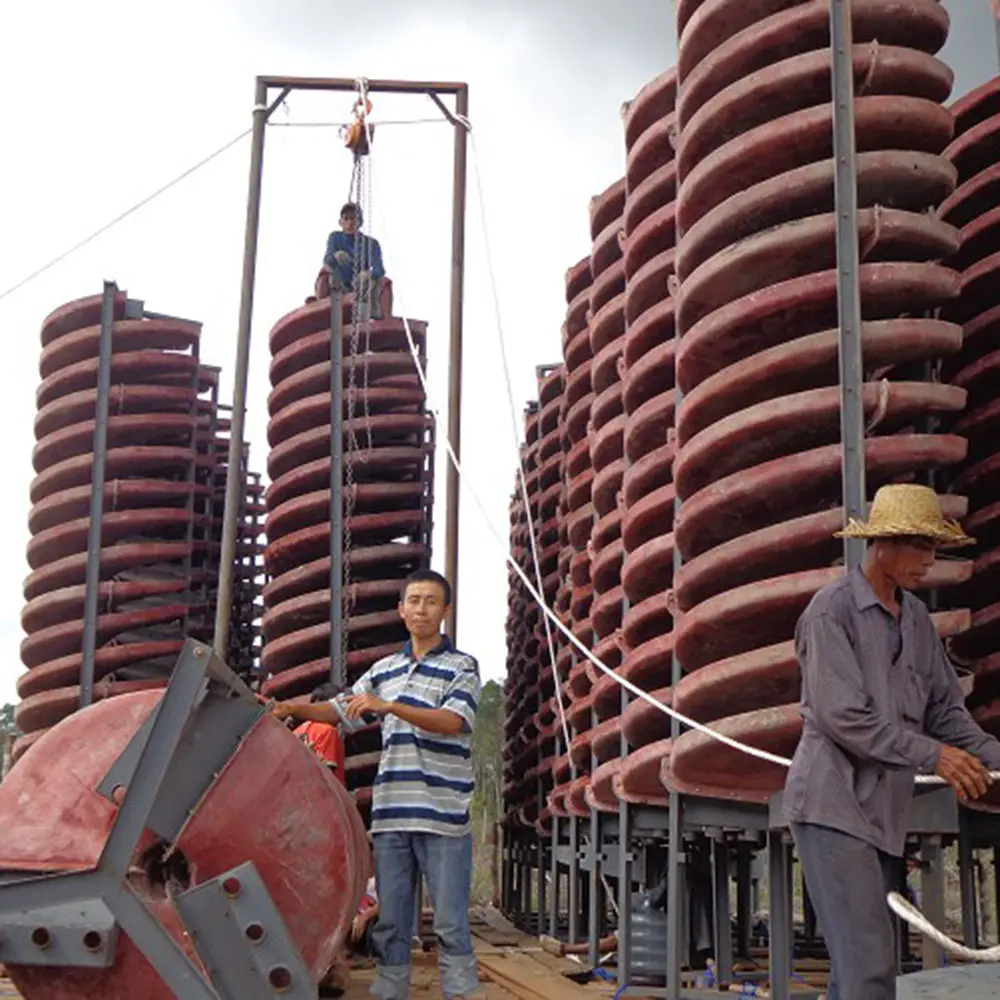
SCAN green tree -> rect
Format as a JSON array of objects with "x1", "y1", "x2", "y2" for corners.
[
  {"x1": 472, "y1": 680, "x2": 503, "y2": 828},
  {"x1": 470, "y1": 680, "x2": 504, "y2": 904},
  {"x1": 0, "y1": 704, "x2": 14, "y2": 736}
]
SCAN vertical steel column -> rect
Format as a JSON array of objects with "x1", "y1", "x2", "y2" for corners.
[
  {"x1": 735, "y1": 844, "x2": 751, "y2": 957},
  {"x1": 444, "y1": 87, "x2": 469, "y2": 641},
  {"x1": 919, "y1": 835, "x2": 946, "y2": 969},
  {"x1": 80, "y1": 281, "x2": 118, "y2": 708},
  {"x1": 329, "y1": 283, "x2": 346, "y2": 689},
  {"x1": 830, "y1": 0, "x2": 868, "y2": 571},
  {"x1": 617, "y1": 685, "x2": 633, "y2": 989},
  {"x1": 214, "y1": 77, "x2": 272, "y2": 656},
  {"x1": 549, "y1": 812, "x2": 560, "y2": 937},
  {"x1": 568, "y1": 813, "x2": 580, "y2": 944},
  {"x1": 711, "y1": 837, "x2": 733, "y2": 988},
  {"x1": 587, "y1": 709, "x2": 601, "y2": 966},
  {"x1": 767, "y1": 833, "x2": 793, "y2": 1000},
  {"x1": 958, "y1": 817, "x2": 980, "y2": 949},
  {"x1": 666, "y1": 365, "x2": 686, "y2": 999}
]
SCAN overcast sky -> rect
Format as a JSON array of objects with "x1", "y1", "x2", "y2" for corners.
[{"x1": 0, "y1": 1, "x2": 996, "y2": 707}]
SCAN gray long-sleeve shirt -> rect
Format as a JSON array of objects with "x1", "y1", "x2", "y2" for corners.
[{"x1": 783, "y1": 566, "x2": 1000, "y2": 856}]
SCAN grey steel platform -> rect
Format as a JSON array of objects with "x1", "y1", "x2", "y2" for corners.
[{"x1": 898, "y1": 964, "x2": 1000, "y2": 998}]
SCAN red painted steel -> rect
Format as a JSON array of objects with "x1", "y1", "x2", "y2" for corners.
[
  {"x1": 0, "y1": 689, "x2": 368, "y2": 999},
  {"x1": 663, "y1": 0, "x2": 970, "y2": 804},
  {"x1": 262, "y1": 302, "x2": 434, "y2": 827},
  {"x1": 16, "y1": 293, "x2": 263, "y2": 759},
  {"x1": 939, "y1": 76, "x2": 1000, "y2": 740}
]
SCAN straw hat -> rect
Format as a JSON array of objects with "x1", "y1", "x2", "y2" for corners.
[{"x1": 834, "y1": 484, "x2": 974, "y2": 548}]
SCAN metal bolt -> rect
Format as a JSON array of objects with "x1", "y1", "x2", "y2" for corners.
[
  {"x1": 269, "y1": 966, "x2": 293, "y2": 992},
  {"x1": 245, "y1": 922, "x2": 266, "y2": 944},
  {"x1": 222, "y1": 877, "x2": 242, "y2": 898}
]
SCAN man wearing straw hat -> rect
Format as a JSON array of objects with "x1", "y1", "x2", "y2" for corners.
[{"x1": 783, "y1": 483, "x2": 1000, "y2": 1000}]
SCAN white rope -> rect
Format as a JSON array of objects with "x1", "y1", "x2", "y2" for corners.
[
  {"x1": 350, "y1": 81, "x2": 1000, "y2": 963},
  {"x1": 357, "y1": 88, "x2": 572, "y2": 753},
  {"x1": 460, "y1": 118, "x2": 570, "y2": 755},
  {"x1": 350, "y1": 88, "x2": 1000, "y2": 783},
  {"x1": 887, "y1": 892, "x2": 1000, "y2": 961}
]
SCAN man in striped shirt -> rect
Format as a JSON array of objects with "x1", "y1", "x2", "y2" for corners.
[{"x1": 273, "y1": 569, "x2": 481, "y2": 1000}]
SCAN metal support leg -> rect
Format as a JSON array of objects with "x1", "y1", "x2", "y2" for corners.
[
  {"x1": 568, "y1": 815, "x2": 580, "y2": 945},
  {"x1": 958, "y1": 817, "x2": 979, "y2": 950},
  {"x1": 80, "y1": 281, "x2": 119, "y2": 708},
  {"x1": 767, "y1": 832, "x2": 793, "y2": 1000},
  {"x1": 711, "y1": 837, "x2": 732, "y2": 988},
  {"x1": 538, "y1": 832, "x2": 547, "y2": 939},
  {"x1": 329, "y1": 283, "x2": 346, "y2": 689},
  {"x1": 549, "y1": 814, "x2": 560, "y2": 937},
  {"x1": 830, "y1": 0, "x2": 868, "y2": 573},
  {"x1": 735, "y1": 845, "x2": 751, "y2": 958},
  {"x1": 665, "y1": 796, "x2": 684, "y2": 1000},
  {"x1": 920, "y1": 835, "x2": 946, "y2": 969},
  {"x1": 587, "y1": 810, "x2": 601, "y2": 966},
  {"x1": 618, "y1": 800, "x2": 632, "y2": 988}
]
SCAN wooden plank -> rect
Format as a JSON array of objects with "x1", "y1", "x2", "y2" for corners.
[{"x1": 478, "y1": 951, "x2": 596, "y2": 1000}]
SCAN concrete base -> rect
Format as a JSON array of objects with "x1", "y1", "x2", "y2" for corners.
[{"x1": 898, "y1": 964, "x2": 1000, "y2": 998}]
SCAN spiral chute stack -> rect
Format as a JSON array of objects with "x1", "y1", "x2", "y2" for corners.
[
  {"x1": 938, "y1": 75, "x2": 1000, "y2": 740},
  {"x1": 260, "y1": 299, "x2": 434, "y2": 826},
  {"x1": 17, "y1": 289, "x2": 263, "y2": 761},
  {"x1": 666, "y1": 0, "x2": 970, "y2": 802},
  {"x1": 603, "y1": 69, "x2": 680, "y2": 814}
]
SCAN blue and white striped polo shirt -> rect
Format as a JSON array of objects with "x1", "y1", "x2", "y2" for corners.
[{"x1": 350, "y1": 636, "x2": 481, "y2": 837}]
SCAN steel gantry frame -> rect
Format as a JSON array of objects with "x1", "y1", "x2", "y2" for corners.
[
  {"x1": 213, "y1": 75, "x2": 470, "y2": 660},
  {"x1": 502, "y1": 1, "x2": 1000, "y2": 997}
]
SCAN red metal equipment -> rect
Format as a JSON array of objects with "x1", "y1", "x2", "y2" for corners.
[
  {"x1": 660, "y1": 0, "x2": 972, "y2": 802},
  {"x1": 259, "y1": 297, "x2": 435, "y2": 825},
  {"x1": 16, "y1": 290, "x2": 264, "y2": 763},
  {"x1": 612, "y1": 70, "x2": 679, "y2": 810},
  {"x1": 0, "y1": 642, "x2": 368, "y2": 999},
  {"x1": 940, "y1": 75, "x2": 1000, "y2": 739}
]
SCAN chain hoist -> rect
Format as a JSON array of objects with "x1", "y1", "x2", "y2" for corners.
[{"x1": 338, "y1": 80, "x2": 376, "y2": 670}]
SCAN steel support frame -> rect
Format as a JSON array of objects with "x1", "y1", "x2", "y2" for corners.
[
  {"x1": 214, "y1": 75, "x2": 469, "y2": 656},
  {"x1": 79, "y1": 281, "x2": 119, "y2": 708},
  {"x1": 831, "y1": 0, "x2": 867, "y2": 571},
  {"x1": 329, "y1": 283, "x2": 346, "y2": 689}
]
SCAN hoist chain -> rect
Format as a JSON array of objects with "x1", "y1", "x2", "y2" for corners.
[{"x1": 337, "y1": 81, "x2": 376, "y2": 679}]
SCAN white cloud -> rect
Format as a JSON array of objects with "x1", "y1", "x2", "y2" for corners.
[
  {"x1": 0, "y1": 1, "x2": 674, "y2": 706},
  {"x1": 1, "y1": 0, "x2": 995, "y2": 710}
]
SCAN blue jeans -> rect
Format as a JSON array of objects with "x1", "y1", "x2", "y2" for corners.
[{"x1": 371, "y1": 831, "x2": 478, "y2": 1000}]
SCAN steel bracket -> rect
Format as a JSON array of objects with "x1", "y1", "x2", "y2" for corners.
[
  {"x1": 0, "y1": 898, "x2": 119, "y2": 968},
  {"x1": 176, "y1": 862, "x2": 314, "y2": 1000}
]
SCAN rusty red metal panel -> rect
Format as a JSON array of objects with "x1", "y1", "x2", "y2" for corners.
[{"x1": 0, "y1": 690, "x2": 368, "y2": 998}]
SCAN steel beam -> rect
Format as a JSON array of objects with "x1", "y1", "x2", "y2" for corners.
[
  {"x1": 213, "y1": 77, "x2": 272, "y2": 656},
  {"x1": 329, "y1": 282, "x2": 346, "y2": 688},
  {"x1": 80, "y1": 281, "x2": 119, "y2": 707},
  {"x1": 444, "y1": 86, "x2": 469, "y2": 641},
  {"x1": 259, "y1": 76, "x2": 466, "y2": 95},
  {"x1": 216, "y1": 76, "x2": 468, "y2": 656},
  {"x1": 830, "y1": 0, "x2": 868, "y2": 570}
]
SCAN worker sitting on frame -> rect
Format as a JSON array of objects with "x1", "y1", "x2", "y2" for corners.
[{"x1": 314, "y1": 202, "x2": 393, "y2": 320}]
